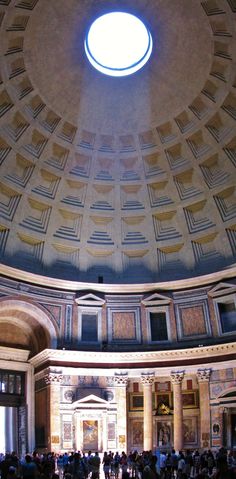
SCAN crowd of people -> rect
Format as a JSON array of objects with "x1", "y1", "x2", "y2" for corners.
[{"x1": 0, "y1": 447, "x2": 235, "y2": 479}]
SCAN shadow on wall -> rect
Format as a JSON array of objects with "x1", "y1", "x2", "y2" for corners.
[
  {"x1": 0, "y1": 320, "x2": 49, "y2": 357},
  {"x1": 0, "y1": 249, "x2": 234, "y2": 284}
]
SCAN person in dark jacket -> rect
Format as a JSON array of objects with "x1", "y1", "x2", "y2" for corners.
[{"x1": 21, "y1": 455, "x2": 38, "y2": 479}]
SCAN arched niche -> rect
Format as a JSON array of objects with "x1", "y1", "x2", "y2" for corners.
[{"x1": 0, "y1": 298, "x2": 58, "y2": 356}]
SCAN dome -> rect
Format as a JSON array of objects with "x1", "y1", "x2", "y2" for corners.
[{"x1": 0, "y1": 0, "x2": 236, "y2": 284}]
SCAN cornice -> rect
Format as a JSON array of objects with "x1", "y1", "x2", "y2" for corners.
[
  {"x1": 0, "y1": 346, "x2": 30, "y2": 362},
  {"x1": 1, "y1": 263, "x2": 236, "y2": 294},
  {"x1": 29, "y1": 342, "x2": 236, "y2": 371}
]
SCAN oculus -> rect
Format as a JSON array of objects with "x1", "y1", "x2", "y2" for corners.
[{"x1": 84, "y1": 12, "x2": 153, "y2": 77}]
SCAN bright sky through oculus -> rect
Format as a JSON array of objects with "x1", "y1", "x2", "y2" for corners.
[{"x1": 84, "y1": 12, "x2": 153, "y2": 77}]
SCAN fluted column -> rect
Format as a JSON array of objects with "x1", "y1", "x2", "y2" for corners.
[
  {"x1": 141, "y1": 373, "x2": 154, "y2": 451},
  {"x1": 171, "y1": 371, "x2": 184, "y2": 452},
  {"x1": 114, "y1": 373, "x2": 129, "y2": 453},
  {"x1": 44, "y1": 371, "x2": 63, "y2": 452},
  {"x1": 197, "y1": 369, "x2": 211, "y2": 449}
]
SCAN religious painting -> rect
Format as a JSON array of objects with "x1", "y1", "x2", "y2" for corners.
[
  {"x1": 182, "y1": 391, "x2": 197, "y2": 408},
  {"x1": 83, "y1": 420, "x2": 98, "y2": 450},
  {"x1": 183, "y1": 417, "x2": 198, "y2": 445},
  {"x1": 118, "y1": 435, "x2": 125, "y2": 449},
  {"x1": 51, "y1": 435, "x2": 60, "y2": 444},
  {"x1": 132, "y1": 420, "x2": 143, "y2": 447},
  {"x1": 157, "y1": 421, "x2": 172, "y2": 447}
]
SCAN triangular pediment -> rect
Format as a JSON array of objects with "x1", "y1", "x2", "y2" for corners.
[
  {"x1": 208, "y1": 282, "x2": 236, "y2": 297},
  {"x1": 142, "y1": 292, "x2": 171, "y2": 305},
  {"x1": 73, "y1": 394, "x2": 108, "y2": 406},
  {"x1": 75, "y1": 293, "x2": 105, "y2": 306}
]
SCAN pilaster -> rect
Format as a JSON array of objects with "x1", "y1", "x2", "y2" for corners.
[{"x1": 44, "y1": 370, "x2": 63, "y2": 452}]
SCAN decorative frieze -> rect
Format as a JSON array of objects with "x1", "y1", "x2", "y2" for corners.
[{"x1": 78, "y1": 376, "x2": 87, "y2": 385}]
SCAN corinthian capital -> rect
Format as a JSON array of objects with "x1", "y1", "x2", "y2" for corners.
[
  {"x1": 197, "y1": 368, "x2": 211, "y2": 383},
  {"x1": 170, "y1": 371, "x2": 184, "y2": 385},
  {"x1": 44, "y1": 373, "x2": 63, "y2": 385},
  {"x1": 113, "y1": 373, "x2": 129, "y2": 386},
  {"x1": 141, "y1": 373, "x2": 155, "y2": 385}
]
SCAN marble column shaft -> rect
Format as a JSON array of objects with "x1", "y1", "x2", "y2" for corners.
[
  {"x1": 197, "y1": 369, "x2": 211, "y2": 448},
  {"x1": 114, "y1": 374, "x2": 128, "y2": 453},
  {"x1": 141, "y1": 374, "x2": 154, "y2": 451},
  {"x1": 171, "y1": 371, "x2": 184, "y2": 452}
]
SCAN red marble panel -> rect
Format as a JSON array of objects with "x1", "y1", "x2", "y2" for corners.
[
  {"x1": 112, "y1": 311, "x2": 136, "y2": 339},
  {"x1": 181, "y1": 305, "x2": 206, "y2": 336}
]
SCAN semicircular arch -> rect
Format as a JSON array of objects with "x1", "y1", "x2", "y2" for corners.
[
  {"x1": 217, "y1": 386, "x2": 236, "y2": 400},
  {"x1": 0, "y1": 298, "x2": 58, "y2": 354}
]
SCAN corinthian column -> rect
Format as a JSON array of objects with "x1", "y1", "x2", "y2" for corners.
[
  {"x1": 171, "y1": 371, "x2": 184, "y2": 452},
  {"x1": 141, "y1": 373, "x2": 154, "y2": 451},
  {"x1": 44, "y1": 371, "x2": 63, "y2": 452},
  {"x1": 197, "y1": 369, "x2": 211, "y2": 448},
  {"x1": 114, "y1": 373, "x2": 129, "y2": 453}
]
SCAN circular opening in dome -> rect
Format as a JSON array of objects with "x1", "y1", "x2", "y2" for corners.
[{"x1": 84, "y1": 12, "x2": 153, "y2": 77}]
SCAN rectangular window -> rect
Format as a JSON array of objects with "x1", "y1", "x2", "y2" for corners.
[
  {"x1": 218, "y1": 301, "x2": 236, "y2": 333},
  {"x1": 81, "y1": 314, "x2": 98, "y2": 342},
  {"x1": 0, "y1": 371, "x2": 24, "y2": 396},
  {"x1": 150, "y1": 312, "x2": 168, "y2": 341}
]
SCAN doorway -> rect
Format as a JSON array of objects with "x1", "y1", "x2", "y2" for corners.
[
  {"x1": 0, "y1": 407, "x2": 18, "y2": 453},
  {"x1": 231, "y1": 414, "x2": 236, "y2": 449},
  {"x1": 0, "y1": 405, "x2": 27, "y2": 456}
]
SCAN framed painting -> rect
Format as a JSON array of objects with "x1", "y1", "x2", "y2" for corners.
[
  {"x1": 182, "y1": 391, "x2": 198, "y2": 408},
  {"x1": 83, "y1": 420, "x2": 98, "y2": 450},
  {"x1": 183, "y1": 417, "x2": 198, "y2": 445},
  {"x1": 130, "y1": 394, "x2": 144, "y2": 410},
  {"x1": 131, "y1": 420, "x2": 143, "y2": 447}
]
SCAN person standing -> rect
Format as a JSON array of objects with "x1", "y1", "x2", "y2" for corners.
[
  {"x1": 89, "y1": 452, "x2": 100, "y2": 479},
  {"x1": 102, "y1": 452, "x2": 111, "y2": 479},
  {"x1": 21, "y1": 455, "x2": 38, "y2": 479}
]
